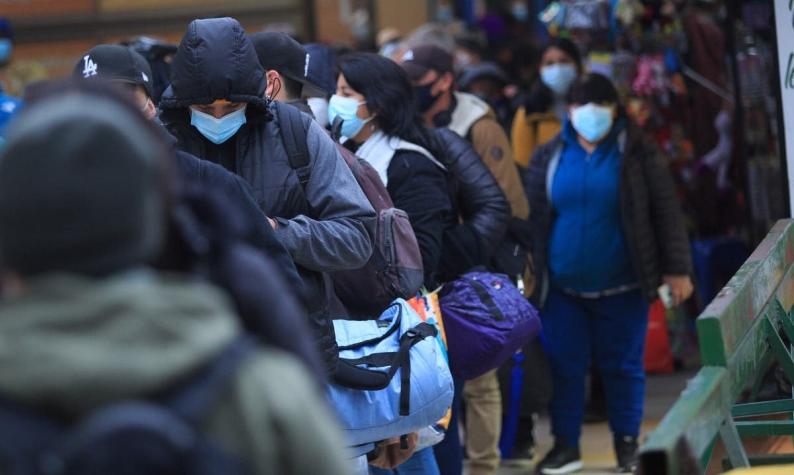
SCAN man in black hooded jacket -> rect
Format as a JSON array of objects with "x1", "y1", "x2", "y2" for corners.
[{"x1": 158, "y1": 18, "x2": 375, "y2": 372}]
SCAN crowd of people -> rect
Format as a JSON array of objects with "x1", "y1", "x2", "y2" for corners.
[{"x1": 0, "y1": 13, "x2": 696, "y2": 475}]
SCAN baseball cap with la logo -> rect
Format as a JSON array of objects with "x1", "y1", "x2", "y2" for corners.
[{"x1": 73, "y1": 44, "x2": 154, "y2": 99}]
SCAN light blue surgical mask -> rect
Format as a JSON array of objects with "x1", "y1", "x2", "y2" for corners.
[
  {"x1": 190, "y1": 105, "x2": 247, "y2": 144},
  {"x1": 570, "y1": 103, "x2": 614, "y2": 143},
  {"x1": 541, "y1": 63, "x2": 577, "y2": 96},
  {"x1": 0, "y1": 39, "x2": 12, "y2": 65},
  {"x1": 328, "y1": 94, "x2": 373, "y2": 139}
]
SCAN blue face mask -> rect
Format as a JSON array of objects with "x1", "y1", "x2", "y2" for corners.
[
  {"x1": 190, "y1": 105, "x2": 247, "y2": 144},
  {"x1": 541, "y1": 64, "x2": 577, "y2": 96},
  {"x1": 570, "y1": 103, "x2": 614, "y2": 143},
  {"x1": 328, "y1": 94, "x2": 373, "y2": 139},
  {"x1": 0, "y1": 39, "x2": 12, "y2": 65}
]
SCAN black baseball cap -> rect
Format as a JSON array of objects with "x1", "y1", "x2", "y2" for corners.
[
  {"x1": 74, "y1": 45, "x2": 154, "y2": 98},
  {"x1": 249, "y1": 32, "x2": 324, "y2": 97},
  {"x1": 399, "y1": 44, "x2": 454, "y2": 82}
]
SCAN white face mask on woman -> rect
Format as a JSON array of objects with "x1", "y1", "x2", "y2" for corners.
[
  {"x1": 541, "y1": 63, "x2": 578, "y2": 96},
  {"x1": 570, "y1": 103, "x2": 614, "y2": 143}
]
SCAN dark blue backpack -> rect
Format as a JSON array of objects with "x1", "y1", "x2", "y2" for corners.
[{"x1": 0, "y1": 337, "x2": 256, "y2": 475}]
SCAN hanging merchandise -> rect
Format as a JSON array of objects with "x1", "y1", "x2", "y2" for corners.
[
  {"x1": 614, "y1": 0, "x2": 643, "y2": 27},
  {"x1": 538, "y1": 1, "x2": 566, "y2": 36},
  {"x1": 699, "y1": 109, "x2": 732, "y2": 192},
  {"x1": 587, "y1": 51, "x2": 615, "y2": 79},
  {"x1": 562, "y1": 0, "x2": 611, "y2": 31}
]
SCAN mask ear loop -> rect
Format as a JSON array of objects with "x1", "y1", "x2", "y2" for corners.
[{"x1": 267, "y1": 76, "x2": 282, "y2": 104}]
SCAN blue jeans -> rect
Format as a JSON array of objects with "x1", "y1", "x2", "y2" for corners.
[
  {"x1": 542, "y1": 288, "x2": 648, "y2": 446},
  {"x1": 369, "y1": 447, "x2": 440, "y2": 475}
]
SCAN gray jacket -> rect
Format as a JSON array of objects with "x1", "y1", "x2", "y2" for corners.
[{"x1": 159, "y1": 17, "x2": 374, "y2": 311}]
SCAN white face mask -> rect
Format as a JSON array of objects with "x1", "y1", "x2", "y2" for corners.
[
  {"x1": 541, "y1": 63, "x2": 578, "y2": 96},
  {"x1": 189, "y1": 105, "x2": 247, "y2": 144}
]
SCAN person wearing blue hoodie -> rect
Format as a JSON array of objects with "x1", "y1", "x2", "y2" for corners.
[{"x1": 524, "y1": 73, "x2": 693, "y2": 474}]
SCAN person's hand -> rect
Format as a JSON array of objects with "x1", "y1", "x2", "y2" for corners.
[
  {"x1": 662, "y1": 275, "x2": 694, "y2": 306},
  {"x1": 368, "y1": 433, "x2": 418, "y2": 469},
  {"x1": 267, "y1": 217, "x2": 278, "y2": 230}
]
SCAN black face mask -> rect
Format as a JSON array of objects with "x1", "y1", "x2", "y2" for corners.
[{"x1": 414, "y1": 82, "x2": 440, "y2": 113}]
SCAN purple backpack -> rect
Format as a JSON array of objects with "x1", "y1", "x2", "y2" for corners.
[{"x1": 439, "y1": 272, "x2": 541, "y2": 380}]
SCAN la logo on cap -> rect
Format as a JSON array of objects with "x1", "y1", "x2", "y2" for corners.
[
  {"x1": 82, "y1": 55, "x2": 98, "y2": 78},
  {"x1": 402, "y1": 50, "x2": 414, "y2": 62},
  {"x1": 142, "y1": 72, "x2": 149, "y2": 82}
]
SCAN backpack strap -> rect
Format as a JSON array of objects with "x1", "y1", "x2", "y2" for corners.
[
  {"x1": 333, "y1": 303, "x2": 437, "y2": 417},
  {"x1": 276, "y1": 101, "x2": 311, "y2": 188}
]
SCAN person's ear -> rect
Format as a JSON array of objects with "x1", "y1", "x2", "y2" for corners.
[
  {"x1": 568, "y1": 104, "x2": 577, "y2": 120},
  {"x1": 143, "y1": 97, "x2": 157, "y2": 120},
  {"x1": 265, "y1": 70, "x2": 280, "y2": 98},
  {"x1": 434, "y1": 71, "x2": 455, "y2": 95},
  {"x1": 358, "y1": 102, "x2": 376, "y2": 121}
]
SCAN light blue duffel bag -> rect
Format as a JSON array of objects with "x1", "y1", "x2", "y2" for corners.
[{"x1": 327, "y1": 299, "x2": 454, "y2": 448}]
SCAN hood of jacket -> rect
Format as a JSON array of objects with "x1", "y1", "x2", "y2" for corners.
[
  {"x1": 160, "y1": 17, "x2": 269, "y2": 112},
  {"x1": 448, "y1": 91, "x2": 492, "y2": 138},
  {"x1": 0, "y1": 270, "x2": 240, "y2": 417}
]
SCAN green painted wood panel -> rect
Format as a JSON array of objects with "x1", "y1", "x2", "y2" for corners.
[
  {"x1": 697, "y1": 220, "x2": 794, "y2": 366},
  {"x1": 639, "y1": 367, "x2": 731, "y2": 474}
]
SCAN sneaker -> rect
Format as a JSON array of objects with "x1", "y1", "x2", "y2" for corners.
[
  {"x1": 536, "y1": 442, "x2": 583, "y2": 475},
  {"x1": 615, "y1": 435, "x2": 638, "y2": 473}
]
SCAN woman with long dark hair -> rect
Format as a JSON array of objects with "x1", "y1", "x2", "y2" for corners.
[
  {"x1": 332, "y1": 52, "x2": 453, "y2": 292},
  {"x1": 510, "y1": 37, "x2": 583, "y2": 169},
  {"x1": 526, "y1": 73, "x2": 693, "y2": 474},
  {"x1": 330, "y1": 52, "x2": 455, "y2": 475}
]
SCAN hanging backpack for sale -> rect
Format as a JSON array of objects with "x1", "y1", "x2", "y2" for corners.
[
  {"x1": 327, "y1": 299, "x2": 454, "y2": 448},
  {"x1": 278, "y1": 102, "x2": 424, "y2": 314},
  {"x1": 0, "y1": 337, "x2": 256, "y2": 475},
  {"x1": 440, "y1": 271, "x2": 542, "y2": 380}
]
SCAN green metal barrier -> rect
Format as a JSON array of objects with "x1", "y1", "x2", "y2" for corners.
[{"x1": 639, "y1": 220, "x2": 794, "y2": 474}]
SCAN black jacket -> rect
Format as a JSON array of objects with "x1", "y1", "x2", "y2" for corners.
[
  {"x1": 433, "y1": 128, "x2": 510, "y2": 280},
  {"x1": 159, "y1": 17, "x2": 374, "y2": 314},
  {"x1": 385, "y1": 150, "x2": 453, "y2": 288},
  {"x1": 525, "y1": 126, "x2": 693, "y2": 304},
  {"x1": 160, "y1": 187, "x2": 325, "y2": 380}
]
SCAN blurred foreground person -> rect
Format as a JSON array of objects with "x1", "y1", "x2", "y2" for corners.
[{"x1": 0, "y1": 88, "x2": 351, "y2": 474}]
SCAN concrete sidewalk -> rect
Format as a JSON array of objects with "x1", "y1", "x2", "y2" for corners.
[{"x1": 468, "y1": 369, "x2": 697, "y2": 475}]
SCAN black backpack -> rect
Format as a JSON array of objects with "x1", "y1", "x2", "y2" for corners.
[{"x1": 0, "y1": 337, "x2": 256, "y2": 475}]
